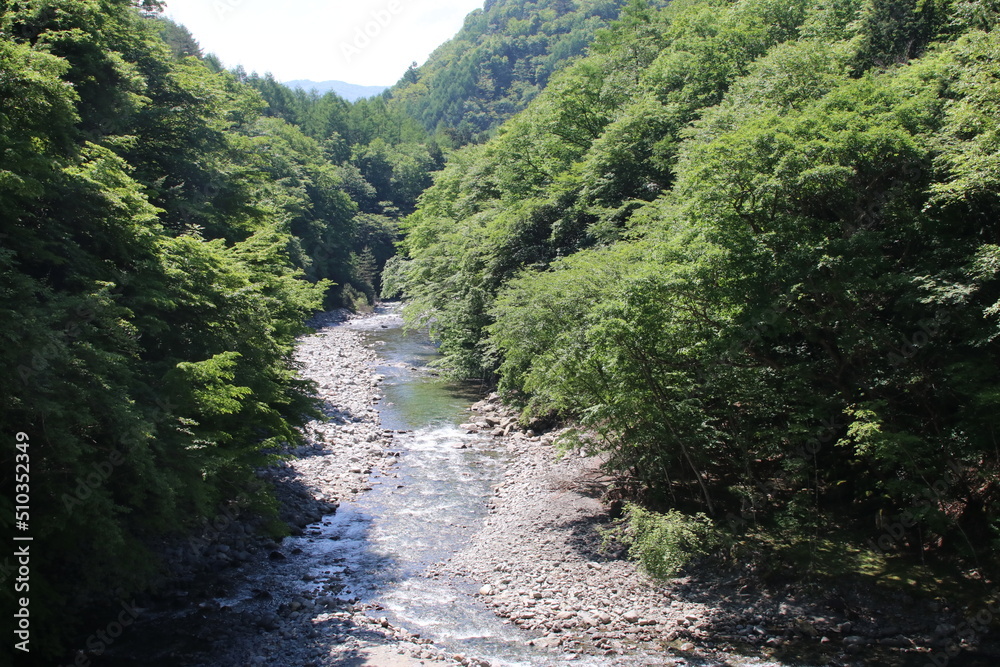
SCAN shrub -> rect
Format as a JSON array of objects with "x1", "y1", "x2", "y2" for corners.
[{"x1": 606, "y1": 504, "x2": 721, "y2": 579}]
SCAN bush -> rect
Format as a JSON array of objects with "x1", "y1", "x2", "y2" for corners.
[
  {"x1": 341, "y1": 283, "x2": 373, "y2": 312},
  {"x1": 605, "y1": 504, "x2": 721, "y2": 579}
]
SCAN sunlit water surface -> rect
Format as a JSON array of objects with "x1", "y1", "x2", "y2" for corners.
[{"x1": 232, "y1": 305, "x2": 603, "y2": 665}]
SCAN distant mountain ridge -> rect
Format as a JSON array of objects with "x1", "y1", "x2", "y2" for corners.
[{"x1": 283, "y1": 79, "x2": 388, "y2": 102}]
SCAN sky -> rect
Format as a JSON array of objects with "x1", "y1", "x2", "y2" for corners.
[{"x1": 162, "y1": 0, "x2": 484, "y2": 86}]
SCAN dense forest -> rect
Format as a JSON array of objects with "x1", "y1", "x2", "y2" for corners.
[
  {"x1": 388, "y1": 0, "x2": 668, "y2": 139},
  {"x1": 391, "y1": 0, "x2": 1000, "y2": 582},
  {"x1": 3, "y1": 0, "x2": 1000, "y2": 661},
  {"x1": 0, "y1": 0, "x2": 441, "y2": 659}
]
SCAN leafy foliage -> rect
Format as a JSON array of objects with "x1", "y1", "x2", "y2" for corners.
[
  {"x1": 386, "y1": 0, "x2": 671, "y2": 139},
  {"x1": 603, "y1": 504, "x2": 721, "y2": 579},
  {"x1": 397, "y1": 0, "x2": 1000, "y2": 575},
  {"x1": 0, "y1": 1, "x2": 357, "y2": 659}
]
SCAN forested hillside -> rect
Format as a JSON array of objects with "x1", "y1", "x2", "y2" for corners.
[
  {"x1": 392, "y1": 0, "x2": 1000, "y2": 576},
  {"x1": 0, "y1": 0, "x2": 438, "y2": 659},
  {"x1": 387, "y1": 0, "x2": 668, "y2": 140},
  {"x1": 238, "y1": 71, "x2": 443, "y2": 303},
  {"x1": 5, "y1": 0, "x2": 1000, "y2": 660}
]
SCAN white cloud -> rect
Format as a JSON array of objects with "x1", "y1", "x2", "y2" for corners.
[{"x1": 162, "y1": 0, "x2": 483, "y2": 86}]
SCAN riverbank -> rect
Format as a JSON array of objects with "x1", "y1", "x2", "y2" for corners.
[
  {"x1": 99, "y1": 309, "x2": 473, "y2": 667},
  {"x1": 186, "y1": 308, "x2": 480, "y2": 667},
  {"x1": 442, "y1": 396, "x2": 999, "y2": 667}
]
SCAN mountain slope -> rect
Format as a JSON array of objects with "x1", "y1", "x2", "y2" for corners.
[
  {"x1": 393, "y1": 0, "x2": 1000, "y2": 579},
  {"x1": 387, "y1": 0, "x2": 668, "y2": 139},
  {"x1": 283, "y1": 79, "x2": 389, "y2": 102}
]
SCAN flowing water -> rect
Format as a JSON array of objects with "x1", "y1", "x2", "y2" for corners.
[
  {"x1": 222, "y1": 306, "x2": 601, "y2": 666},
  {"x1": 228, "y1": 308, "x2": 998, "y2": 667},
  {"x1": 305, "y1": 307, "x2": 569, "y2": 664},
  {"x1": 100, "y1": 306, "x2": 996, "y2": 667}
]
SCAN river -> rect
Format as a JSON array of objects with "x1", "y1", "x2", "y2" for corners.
[
  {"x1": 104, "y1": 305, "x2": 602, "y2": 666},
  {"x1": 97, "y1": 306, "x2": 993, "y2": 667},
  {"x1": 286, "y1": 306, "x2": 592, "y2": 664}
]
